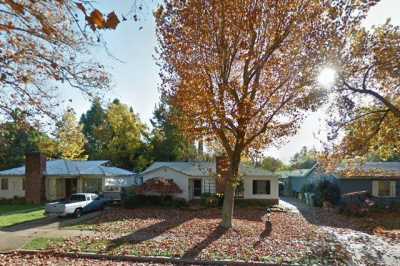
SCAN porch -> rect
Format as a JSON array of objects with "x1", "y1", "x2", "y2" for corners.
[{"x1": 46, "y1": 176, "x2": 103, "y2": 201}]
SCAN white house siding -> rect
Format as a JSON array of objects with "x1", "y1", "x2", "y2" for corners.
[
  {"x1": 243, "y1": 176, "x2": 279, "y2": 200},
  {"x1": 0, "y1": 176, "x2": 25, "y2": 199},
  {"x1": 142, "y1": 168, "x2": 189, "y2": 201}
]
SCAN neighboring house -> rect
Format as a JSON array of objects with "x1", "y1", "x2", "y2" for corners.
[
  {"x1": 0, "y1": 152, "x2": 139, "y2": 203},
  {"x1": 281, "y1": 161, "x2": 400, "y2": 202},
  {"x1": 279, "y1": 164, "x2": 333, "y2": 196},
  {"x1": 278, "y1": 168, "x2": 312, "y2": 196},
  {"x1": 138, "y1": 158, "x2": 279, "y2": 202},
  {"x1": 336, "y1": 162, "x2": 400, "y2": 201}
]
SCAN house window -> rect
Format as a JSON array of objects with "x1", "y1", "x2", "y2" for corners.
[
  {"x1": 252, "y1": 180, "x2": 271, "y2": 195},
  {"x1": 22, "y1": 178, "x2": 25, "y2": 191},
  {"x1": 378, "y1": 181, "x2": 391, "y2": 197},
  {"x1": 1, "y1": 178, "x2": 8, "y2": 190},
  {"x1": 374, "y1": 180, "x2": 396, "y2": 197},
  {"x1": 82, "y1": 178, "x2": 102, "y2": 193}
]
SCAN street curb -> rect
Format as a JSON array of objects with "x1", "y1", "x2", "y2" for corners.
[{"x1": 2, "y1": 250, "x2": 287, "y2": 265}]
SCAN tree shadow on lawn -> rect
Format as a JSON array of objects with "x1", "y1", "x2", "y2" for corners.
[
  {"x1": 87, "y1": 207, "x2": 266, "y2": 255},
  {"x1": 104, "y1": 214, "x2": 194, "y2": 252},
  {"x1": 68, "y1": 207, "x2": 266, "y2": 229},
  {"x1": 182, "y1": 224, "x2": 229, "y2": 259}
]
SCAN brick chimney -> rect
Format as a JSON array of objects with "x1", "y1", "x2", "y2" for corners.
[
  {"x1": 25, "y1": 152, "x2": 47, "y2": 204},
  {"x1": 215, "y1": 156, "x2": 230, "y2": 193}
]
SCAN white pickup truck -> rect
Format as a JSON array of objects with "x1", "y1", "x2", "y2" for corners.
[{"x1": 45, "y1": 193, "x2": 107, "y2": 218}]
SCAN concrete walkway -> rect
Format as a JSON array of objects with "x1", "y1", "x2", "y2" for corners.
[
  {"x1": 0, "y1": 212, "x2": 100, "y2": 251},
  {"x1": 278, "y1": 197, "x2": 300, "y2": 213}
]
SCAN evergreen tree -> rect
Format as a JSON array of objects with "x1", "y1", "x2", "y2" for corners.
[
  {"x1": 80, "y1": 98, "x2": 106, "y2": 159},
  {"x1": 0, "y1": 110, "x2": 57, "y2": 169},
  {"x1": 290, "y1": 146, "x2": 317, "y2": 169},
  {"x1": 148, "y1": 98, "x2": 197, "y2": 162}
]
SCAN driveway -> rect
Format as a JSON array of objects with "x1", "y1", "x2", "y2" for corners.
[
  {"x1": 0, "y1": 212, "x2": 100, "y2": 251},
  {"x1": 280, "y1": 196, "x2": 400, "y2": 266}
]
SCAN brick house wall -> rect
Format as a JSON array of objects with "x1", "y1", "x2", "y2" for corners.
[{"x1": 25, "y1": 152, "x2": 46, "y2": 204}]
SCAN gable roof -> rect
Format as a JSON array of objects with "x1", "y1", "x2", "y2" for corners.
[
  {"x1": 0, "y1": 159, "x2": 135, "y2": 177},
  {"x1": 141, "y1": 161, "x2": 276, "y2": 177},
  {"x1": 277, "y1": 164, "x2": 319, "y2": 178},
  {"x1": 336, "y1": 161, "x2": 400, "y2": 178}
]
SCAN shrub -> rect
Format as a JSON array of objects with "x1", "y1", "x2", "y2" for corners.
[
  {"x1": 122, "y1": 190, "x2": 188, "y2": 209},
  {"x1": 235, "y1": 198, "x2": 278, "y2": 208},
  {"x1": 313, "y1": 180, "x2": 341, "y2": 207},
  {"x1": 339, "y1": 191, "x2": 374, "y2": 216},
  {"x1": 121, "y1": 187, "x2": 138, "y2": 208},
  {"x1": 0, "y1": 197, "x2": 26, "y2": 204},
  {"x1": 200, "y1": 193, "x2": 218, "y2": 208},
  {"x1": 301, "y1": 183, "x2": 315, "y2": 194}
]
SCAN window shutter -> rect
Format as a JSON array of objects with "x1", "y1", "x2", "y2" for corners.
[
  {"x1": 253, "y1": 180, "x2": 256, "y2": 194},
  {"x1": 266, "y1": 180, "x2": 270, "y2": 194},
  {"x1": 390, "y1": 181, "x2": 396, "y2": 197},
  {"x1": 372, "y1": 180, "x2": 378, "y2": 197}
]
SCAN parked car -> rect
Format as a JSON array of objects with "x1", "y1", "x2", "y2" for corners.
[{"x1": 45, "y1": 193, "x2": 108, "y2": 218}]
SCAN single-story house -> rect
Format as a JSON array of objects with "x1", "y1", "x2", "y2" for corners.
[
  {"x1": 279, "y1": 164, "x2": 335, "y2": 196},
  {"x1": 278, "y1": 168, "x2": 314, "y2": 196},
  {"x1": 280, "y1": 162, "x2": 400, "y2": 201},
  {"x1": 0, "y1": 152, "x2": 139, "y2": 203},
  {"x1": 335, "y1": 162, "x2": 400, "y2": 200},
  {"x1": 137, "y1": 158, "x2": 279, "y2": 202}
]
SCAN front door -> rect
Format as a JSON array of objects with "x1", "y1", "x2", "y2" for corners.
[
  {"x1": 65, "y1": 178, "x2": 77, "y2": 199},
  {"x1": 193, "y1": 179, "x2": 202, "y2": 197}
]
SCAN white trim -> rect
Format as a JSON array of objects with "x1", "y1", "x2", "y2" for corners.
[{"x1": 372, "y1": 180, "x2": 396, "y2": 198}]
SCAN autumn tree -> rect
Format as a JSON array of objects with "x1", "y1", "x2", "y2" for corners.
[
  {"x1": 261, "y1": 156, "x2": 286, "y2": 172},
  {"x1": 156, "y1": 0, "x2": 373, "y2": 227},
  {"x1": 55, "y1": 109, "x2": 87, "y2": 160},
  {"x1": 326, "y1": 22, "x2": 400, "y2": 162},
  {"x1": 0, "y1": 0, "x2": 112, "y2": 121},
  {"x1": 95, "y1": 100, "x2": 148, "y2": 170}
]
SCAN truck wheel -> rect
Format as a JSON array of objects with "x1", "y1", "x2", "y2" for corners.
[{"x1": 74, "y1": 208, "x2": 82, "y2": 218}]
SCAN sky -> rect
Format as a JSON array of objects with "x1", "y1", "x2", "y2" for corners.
[{"x1": 63, "y1": 0, "x2": 400, "y2": 163}]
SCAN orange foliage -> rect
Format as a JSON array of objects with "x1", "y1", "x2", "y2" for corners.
[{"x1": 156, "y1": 0, "x2": 374, "y2": 226}]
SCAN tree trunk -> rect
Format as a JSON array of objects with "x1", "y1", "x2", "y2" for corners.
[{"x1": 221, "y1": 156, "x2": 240, "y2": 228}]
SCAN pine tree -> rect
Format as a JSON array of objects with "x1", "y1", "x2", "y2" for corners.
[{"x1": 80, "y1": 98, "x2": 106, "y2": 159}]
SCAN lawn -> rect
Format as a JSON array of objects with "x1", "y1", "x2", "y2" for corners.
[
  {"x1": 0, "y1": 203, "x2": 42, "y2": 214},
  {"x1": 23, "y1": 237, "x2": 64, "y2": 250},
  {"x1": 0, "y1": 204, "x2": 45, "y2": 228},
  {"x1": 26, "y1": 207, "x2": 347, "y2": 264}
]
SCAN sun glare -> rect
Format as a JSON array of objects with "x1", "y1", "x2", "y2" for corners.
[{"x1": 318, "y1": 67, "x2": 337, "y2": 88}]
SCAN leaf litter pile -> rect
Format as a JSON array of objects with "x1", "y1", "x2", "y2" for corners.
[{"x1": 40, "y1": 208, "x2": 348, "y2": 264}]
